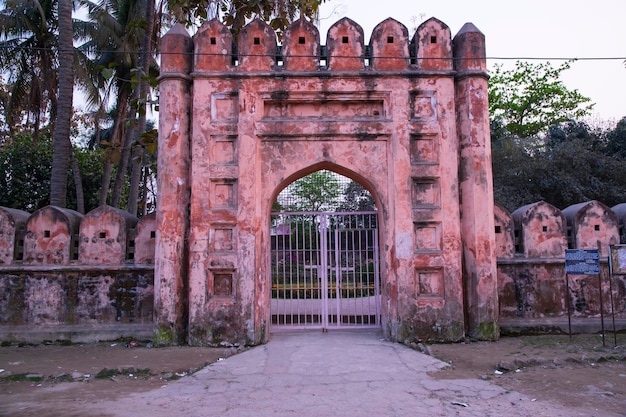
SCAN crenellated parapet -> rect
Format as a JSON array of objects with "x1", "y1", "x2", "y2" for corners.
[
  {"x1": 0, "y1": 207, "x2": 29, "y2": 265},
  {"x1": 562, "y1": 200, "x2": 619, "y2": 256},
  {"x1": 498, "y1": 200, "x2": 626, "y2": 258},
  {"x1": 413, "y1": 18, "x2": 451, "y2": 71},
  {"x1": 160, "y1": 16, "x2": 483, "y2": 76},
  {"x1": 0, "y1": 206, "x2": 155, "y2": 265},
  {"x1": 511, "y1": 201, "x2": 568, "y2": 258}
]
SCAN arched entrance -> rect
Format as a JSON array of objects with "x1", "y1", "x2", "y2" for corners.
[
  {"x1": 269, "y1": 170, "x2": 381, "y2": 330},
  {"x1": 156, "y1": 17, "x2": 500, "y2": 346}
]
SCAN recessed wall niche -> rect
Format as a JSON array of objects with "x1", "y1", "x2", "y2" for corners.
[
  {"x1": 415, "y1": 268, "x2": 444, "y2": 298},
  {"x1": 410, "y1": 134, "x2": 439, "y2": 165},
  {"x1": 210, "y1": 179, "x2": 237, "y2": 209}
]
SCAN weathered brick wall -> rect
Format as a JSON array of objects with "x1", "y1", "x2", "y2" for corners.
[
  {"x1": 496, "y1": 200, "x2": 626, "y2": 318},
  {"x1": 0, "y1": 205, "x2": 155, "y2": 342},
  {"x1": 3, "y1": 196, "x2": 625, "y2": 344},
  {"x1": 0, "y1": 269, "x2": 153, "y2": 325}
]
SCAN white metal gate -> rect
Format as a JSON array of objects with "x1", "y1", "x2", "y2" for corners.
[{"x1": 270, "y1": 211, "x2": 380, "y2": 330}]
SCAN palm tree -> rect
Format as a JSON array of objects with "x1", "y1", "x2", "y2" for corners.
[
  {"x1": 80, "y1": 0, "x2": 152, "y2": 207},
  {"x1": 0, "y1": 0, "x2": 95, "y2": 210},
  {"x1": 124, "y1": 0, "x2": 157, "y2": 215},
  {"x1": 0, "y1": 0, "x2": 58, "y2": 140},
  {"x1": 49, "y1": 0, "x2": 74, "y2": 208}
]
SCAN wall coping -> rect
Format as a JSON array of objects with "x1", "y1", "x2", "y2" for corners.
[{"x1": 0, "y1": 264, "x2": 155, "y2": 273}]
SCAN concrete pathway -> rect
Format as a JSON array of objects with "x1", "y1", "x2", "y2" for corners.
[{"x1": 86, "y1": 330, "x2": 587, "y2": 417}]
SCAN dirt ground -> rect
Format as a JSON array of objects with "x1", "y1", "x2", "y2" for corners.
[
  {"x1": 429, "y1": 333, "x2": 626, "y2": 417},
  {"x1": 1, "y1": 333, "x2": 625, "y2": 417}
]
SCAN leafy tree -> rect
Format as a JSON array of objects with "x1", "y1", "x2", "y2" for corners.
[
  {"x1": 539, "y1": 121, "x2": 626, "y2": 208},
  {"x1": 168, "y1": 0, "x2": 327, "y2": 36},
  {"x1": 69, "y1": 145, "x2": 106, "y2": 212},
  {"x1": 603, "y1": 116, "x2": 626, "y2": 158},
  {"x1": 0, "y1": 134, "x2": 53, "y2": 211},
  {"x1": 491, "y1": 120, "x2": 626, "y2": 211},
  {"x1": 0, "y1": 0, "x2": 58, "y2": 139},
  {"x1": 0, "y1": 134, "x2": 103, "y2": 212},
  {"x1": 491, "y1": 135, "x2": 541, "y2": 212},
  {"x1": 125, "y1": 0, "x2": 156, "y2": 216},
  {"x1": 488, "y1": 60, "x2": 594, "y2": 138},
  {"x1": 81, "y1": 0, "x2": 157, "y2": 207},
  {"x1": 285, "y1": 170, "x2": 342, "y2": 212},
  {"x1": 0, "y1": 75, "x2": 12, "y2": 142},
  {"x1": 337, "y1": 181, "x2": 375, "y2": 212}
]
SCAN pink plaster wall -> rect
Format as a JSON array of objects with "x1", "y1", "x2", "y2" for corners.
[
  {"x1": 159, "y1": 16, "x2": 497, "y2": 345},
  {"x1": 454, "y1": 23, "x2": 499, "y2": 339},
  {"x1": 494, "y1": 205, "x2": 514, "y2": 258},
  {"x1": 134, "y1": 212, "x2": 156, "y2": 264},
  {"x1": 155, "y1": 24, "x2": 193, "y2": 343}
]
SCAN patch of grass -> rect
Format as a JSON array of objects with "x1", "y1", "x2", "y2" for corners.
[
  {"x1": 519, "y1": 333, "x2": 626, "y2": 352},
  {"x1": 95, "y1": 369, "x2": 118, "y2": 379},
  {"x1": 1, "y1": 373, "x2": 43, "y2": 382},
  {"x1": 95, "y1": 368, "x2": 152, "y2": 380},
  {"x1": 153, "y1": 327, "x2": 174, "y2": 347}
]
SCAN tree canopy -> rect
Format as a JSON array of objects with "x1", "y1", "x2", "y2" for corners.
[
  {"x1": 486, "y1": 59, "x2": 626, "y2": 212},
  {"x1": 0, "y1": 133, "x2": 103, "y2": 212},
  {"x1": 168, "y1": 0, "x2": 327, "y2": 35},
  {"x1": 0, "y1": 0, "x2": 327, "y2": 216},
  {"x1": 488, "y1": 60, "x2": 594, "y2": 138}
]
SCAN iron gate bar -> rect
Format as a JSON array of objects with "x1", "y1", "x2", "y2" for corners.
[{"x1": 270, "y1": 211, "x2": 380, "y2": 330}]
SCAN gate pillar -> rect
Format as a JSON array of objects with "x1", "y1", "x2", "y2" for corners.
[
  {"x1": 454, "y1": 23, "x2": 499, "y2": 340},
  {"x1": 154, "y1": 24, "x2": 192, "y2": 344}
]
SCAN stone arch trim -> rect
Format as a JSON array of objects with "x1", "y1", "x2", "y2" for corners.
[{"x1": 269, "y1": 162, "x2": 384, "y2": 218}]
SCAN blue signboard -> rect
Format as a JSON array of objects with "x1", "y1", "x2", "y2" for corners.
[{"x1": 565, "y1": 249, "x2": 600, "y2": 275}]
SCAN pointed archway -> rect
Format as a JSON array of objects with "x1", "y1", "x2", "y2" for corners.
[{"x1": 268, "y1": 169, "x2": 381, "y2": 331}]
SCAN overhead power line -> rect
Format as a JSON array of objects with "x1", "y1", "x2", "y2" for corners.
[{"x1": 1, "y1": 45, "x2": 625, "y2": 62}]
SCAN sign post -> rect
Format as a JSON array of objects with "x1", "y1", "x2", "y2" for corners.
[
  {"x1": 607, "y1": 244, "x2": 626, "y2": 346},
  {"x1": 565, "y1": 249, "x2": 600, "y2": 343}
]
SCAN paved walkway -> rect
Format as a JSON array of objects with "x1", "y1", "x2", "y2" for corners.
[{"x1": 86, "y1": 330, "x2": 584, "y2": 417}]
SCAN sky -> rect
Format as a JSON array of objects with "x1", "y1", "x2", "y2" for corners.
[{"x1": 317, "y1": 0, "x2": 626, "y2": 123}]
